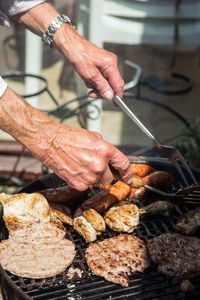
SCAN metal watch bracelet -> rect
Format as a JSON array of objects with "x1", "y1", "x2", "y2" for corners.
[{"x1": 42, "y1": 14, "x2": 74, "y2": 47}]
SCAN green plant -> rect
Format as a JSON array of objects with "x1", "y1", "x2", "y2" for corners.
[{"x1": 171, "y1": 118, "x2": 200, "y2": 168}]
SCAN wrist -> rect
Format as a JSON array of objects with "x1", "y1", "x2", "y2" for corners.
[{"x1": 42, "y1": 14, "x2": 75, "y2": 47}]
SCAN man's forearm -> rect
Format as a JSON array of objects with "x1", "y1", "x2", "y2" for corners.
[
  {"x1": 0, "y1": 88, "x2": 59, "y2": 160},
  {"x1": 10, "y1": 0, "x2": 124, "y2": 100},
  {"x1": 11, "y1": 2, "x2": 59, "y2": 36}
]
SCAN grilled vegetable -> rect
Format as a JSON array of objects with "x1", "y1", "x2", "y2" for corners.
[
  {"x1": 176, "y1": 207, "x2": 200, "y2": 235},
  {"x1": 73, "y1": 215, "x2": 97, "y2": 243},
  {"x1": 104, "y1": 201, "x2": 140, "y2": 233},
  {"x1": 131, "y1": 164, "x2": 155, "y2": 177},
  {"x1": 74, "y1": 207, "x2": 106, "y2": 242},
  {"x1": 82, "y1": 181, "x2": 131, "y2": 213},
  {"x1": 83, "y1": 209, "x2": 106, "y2": 233},
  {"x1": 49, "y1": 203, "x2": 73, "y2": 226},
  {"x1": 105, "y1": 200, "x2": 175, "y2": 233}
]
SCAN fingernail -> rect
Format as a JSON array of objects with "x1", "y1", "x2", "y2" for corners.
[
  {"x1": 127, "y1": 178, "x2": 133, "y2": 185},
  {"x1": 104, "y1": 90, "x2": 113, "y2": 100}
]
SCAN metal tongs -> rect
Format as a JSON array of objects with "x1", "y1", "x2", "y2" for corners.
[{"x1": 113, "y1": 95, "x2": 200, "y2": 205}]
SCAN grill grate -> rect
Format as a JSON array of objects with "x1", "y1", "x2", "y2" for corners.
[
  {"x1": 1, "y1": 160, "x2": 200, "y2": 300},
  {"x1": 3, "y1": 205, "x2": 199, "y2": 300}
]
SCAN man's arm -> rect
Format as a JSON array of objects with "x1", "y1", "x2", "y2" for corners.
[
  {"x1": 0, "y1": 87, "x2": 132, "y2": 190},
  {"x1": 11, "y1": 2, "x2": 124, "y2": 100}
]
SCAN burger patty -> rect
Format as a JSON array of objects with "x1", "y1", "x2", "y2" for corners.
[
  {"x1": 147, "y1": 233, "x2": 200, "y2": 278},
  {"x1": 85, "y1": 234, "x2": 150, "y2": 287},
  {"x1": 0, "y1": 222, "x2": 76, "y2": 278}
]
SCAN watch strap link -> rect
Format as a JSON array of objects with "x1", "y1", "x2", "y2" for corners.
[{"x1": 42, "y1": 14, "x2": 74, "y2": 47}]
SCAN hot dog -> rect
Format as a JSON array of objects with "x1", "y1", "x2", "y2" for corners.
[
  {"x1": 40, "y1": 186, "x2": 88, "y2": 205},
  {"x1": 142, "y1": 171, "x2": 174, "y2": 189}
]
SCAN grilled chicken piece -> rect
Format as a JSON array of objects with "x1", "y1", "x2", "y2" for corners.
[
  {"x1": 148, "y1": 233, "x2": 200, "y2": 278},
  {"x1": 176, "y1": 207, "x2": 200, "y2": 235},
  {"x1": 85, "y1": 234, "x2": 151, "y2": 287},
  {"x1": 104, "y1": 201, "x2": 140, "y2": 233}
]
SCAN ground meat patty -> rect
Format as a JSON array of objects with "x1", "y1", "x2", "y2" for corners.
[
  {"x1": 148, "y1": 233, "x2": 200, "y2": 278},
  {"x1": 0, "y1": 222, "x2": 76, "y2": 278},
  {"x1": 85, "y1": 234, "x2": 150, "y2": 287}
]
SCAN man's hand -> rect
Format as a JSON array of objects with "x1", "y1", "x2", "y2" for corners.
[
  {"x1": 12, "y1": 2, "x2": 124, "y2": 100},
  {"x1": 54, "y1": 26, "x2": 124, "y2": 100},
  {"x1": 0, "y1": 88, "x2": 132, "y2": 191},
  {"x1": 42, "y1": 127, "x2": 132, "y2": 191}
]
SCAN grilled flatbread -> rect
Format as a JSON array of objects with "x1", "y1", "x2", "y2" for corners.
[
  {"x1": 0, "y1": 192, "x2": 50, "y2": 231},
  {"x1": 0, "y1": 222, "x2": 76, "y2": 278}
]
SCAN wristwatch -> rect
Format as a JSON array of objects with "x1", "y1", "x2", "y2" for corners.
[{"x1": 42, "y1": 14, "x2": 75, "y2": 47}]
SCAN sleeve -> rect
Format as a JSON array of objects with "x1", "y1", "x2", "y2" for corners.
[
  {"x1": 0, "y1": 0, "x2": 46, "y2": 26},
  {"x1": 0, "y1": 76, "x2": 8, "y2": 97}
]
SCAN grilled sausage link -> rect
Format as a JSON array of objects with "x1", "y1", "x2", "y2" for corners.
[
  {"x1": 130, "y1": 171, "x2": 174, "y2": 202},
  {"x1": 40, "y1": 186, "x2": 88, "y2": 205},
  {"x1": 142, "y1": 171, "x2": 174, "y2": 189}
]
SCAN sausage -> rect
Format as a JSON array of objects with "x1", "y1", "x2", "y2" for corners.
[
  {"x1": 131, "y1": 164, "x2": 156, "y2": 178},
  {"x1": 82, "y1": 181, "x2": 131, "y2": 214},
  {"x1": 130, "y1": 171, "x2": 174, "y2": 202},
  {"x1": 82, "y1": 190, "x2": 117, "y2": 213},
  {"x1": 40, "y1": 186, "x2": 88, "y2": 205},
  {"x1": 142, "y1": 171, "x2": 174, "y2": 189}
]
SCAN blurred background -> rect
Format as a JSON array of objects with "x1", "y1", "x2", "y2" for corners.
[{"x1": 0, "y1": 0, "x2": 200, "y2": 192}]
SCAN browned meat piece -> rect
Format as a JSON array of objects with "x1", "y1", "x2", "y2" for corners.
[
  {"x1": 176, "y1": 207, "x2": 200, "y2": 235},
  {"x1": 85, "y1": 234, "x2": 150, "y2": 287},
  {"x1": 148, "y1": 233, "x2": 200, "y2": 278},
  {"x1": 0, "y1": 222, "x2": 76, "y2": 278}
]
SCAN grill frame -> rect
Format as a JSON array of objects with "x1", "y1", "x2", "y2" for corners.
[{"x1": 0, "y1": 157, "x2": 200, "y2": 300}]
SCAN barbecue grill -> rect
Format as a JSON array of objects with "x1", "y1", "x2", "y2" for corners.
[{"x1": 0, "y1": 157, "x2": 200, "y2": 300}]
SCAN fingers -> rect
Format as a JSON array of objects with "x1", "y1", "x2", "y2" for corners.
[
  {"x1": 85, "y1": 52, "x2": 124, "y2": 100},
  {"x1": 88, "y1": 90, "x2": 99, "y2": 99},
  {"x1": 108, "y1": 146, "x2": 133, "y2": 185},
  {"x1": 85, "y1": 68, "x2": 114, "y2": 100},
  {"x1": 100, "y1": 54, "x2": 124, "y2": 98},
  {"x1": 99, "y1": 166, "x2": 114, "y2": 185}
]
